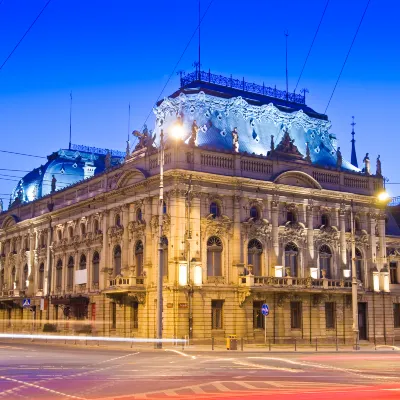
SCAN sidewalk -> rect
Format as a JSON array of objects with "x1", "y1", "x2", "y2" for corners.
[{"x1": 0, "y1": 335, "x2": 399, "y2": 353}]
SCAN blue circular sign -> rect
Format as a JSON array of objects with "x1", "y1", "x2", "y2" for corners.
[{"x1": 261, "y1": 303, "x2": 269, "y2": 316}]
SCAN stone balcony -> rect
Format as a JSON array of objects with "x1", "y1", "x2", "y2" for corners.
[
  {"x1": 104, "y1": 275, "x2": 146, "y2": 294},
  {"x1": 239, "y1": 275, "x2": 354, "y2": 292}
]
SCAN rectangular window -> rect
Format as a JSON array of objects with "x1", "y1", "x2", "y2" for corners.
[
  {"x1": 131, "y1": 301, "x2": 138, "y2": 330},
  {"x1": 211, "y1": 300, "x2": 223, "y2": 329},
  {"x1": 325, "y1": 302, "x2": 336, "y2": 329},
  {"x1": 390, "y1": 262, "x2": 398, "y2": 284},
  {"x1": 54, "y1": 305, "x2": 58, "y2": 321},
  {"x1": 394, "y1": 304, "x2": 400, "y2": 328},
  {"x1": 110, "y1": 302, "x2": 117, "y2": 329},
  {"x1": 290, "y1": 301, "x2": 302, "y2": 329},
  {"x1": 253, "y1": 301, "x2": 264, "y2": 329}
]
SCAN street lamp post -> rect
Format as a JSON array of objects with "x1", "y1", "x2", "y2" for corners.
[
  {"x1": 156, "y1": 123, "x2": 184, "y2": 349},
  {"x1": 156, "y1": 129, "x2": 165, "y2": 349},
  {"x1": 350, "y1": 200, "x2": 359, "y2": 350}
]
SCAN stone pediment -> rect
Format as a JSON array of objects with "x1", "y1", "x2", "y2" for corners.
[
  {"x1": 242, "y1": 219, "x2": 271, "y2": 240},
  {"x1": 316, "y1": 225, "x2": 340, "y2": 245},
  {"x1": 201, "y1": 215, "x2": 232, "y2": 239},
  {"x1": 280, "y1": 221, "x2": 306, "y2": 243}
]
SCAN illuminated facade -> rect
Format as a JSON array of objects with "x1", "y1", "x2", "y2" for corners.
[{"x1": 1, "y1": 71, "x2": 400, "y2": 344}]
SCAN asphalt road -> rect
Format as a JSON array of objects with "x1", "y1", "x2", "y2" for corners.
[{"x1": 0, "y1": 341, "x2": 400, "y2": 400}]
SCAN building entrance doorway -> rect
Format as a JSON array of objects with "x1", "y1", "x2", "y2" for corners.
[{"x1": 358, "y1": 302, "x2": 368, "y2": 340}]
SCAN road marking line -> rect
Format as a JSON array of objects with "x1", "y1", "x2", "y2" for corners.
[
  {"x1": 233, "y1": 360, "x2": 299, "y2": 372},
  {"x1": 234, "y1": 381, "x2": 258, "y2": 389},
  {"x1": 164, "y1": 349, "x2": 196, "y2": 359},
  {"x1": 0, "y1": 375, "x2": 86, "y2": 399},
  {"x1": 212, "y1": 382, "x2": 233, "y2": 392},
  {"x1": 190, "y1": 386, "x2": 206, "y2": 394}
]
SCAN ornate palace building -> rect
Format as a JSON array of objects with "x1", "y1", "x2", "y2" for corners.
[{"x1": 1, "y1": 70, "x2": 400, "y2": 344}]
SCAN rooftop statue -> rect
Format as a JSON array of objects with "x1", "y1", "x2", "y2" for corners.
[
  {"x1": 336, "y1": 147, "x2": 342, "y2": 169},
  {"x1": 305, "y1": 142, "x2": 311, "y2": 162},
  {"x1": 232, "y1": 127, "x2": 239, "y2": 153},
  {"x1": 125, "y1": 140, "x2": 130, "y2": 160},
  {"x1": 363, "y1": 153, "x2": 370, "y2": 175},
  {"x1": 189, "y1": 120, "x2": 199, "y2": 147},
  {"x1": 51, "y1": 175, "x2": 57, "y2": 193},
  {"x1": 376, "y1": 155, "x2": 382, "y2": 176},
  {"x1": 274, "y1": 129, "x2": 303, "y2": 158},
  {"x1": 132, "y1": 124, "x2": 156, "y2": 151}
]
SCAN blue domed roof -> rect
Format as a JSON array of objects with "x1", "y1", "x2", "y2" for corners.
[{"x1": 11, "y1": 145, "x2": 124, "y2": 206}]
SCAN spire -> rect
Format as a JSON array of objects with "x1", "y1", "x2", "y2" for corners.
[{"x1": 350, "y1": 116, "x2": 358, "y2": 168}]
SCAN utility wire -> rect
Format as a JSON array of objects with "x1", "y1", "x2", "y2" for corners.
[
  {"x1": 0, "y1": 0, "x2": 52, "y2": 71},
  {"x1": 141, "y1": 0, "x2": 215, "y2": 130},
  {"x1": 0, "y1": 149, "x2": 46, "y2": 159},
  {"x1": 294, "y1": 0, "x2": 330, "y2": 93},
  {"x1": 324, "y1": 0, "x2": 371, "y2": 113}
]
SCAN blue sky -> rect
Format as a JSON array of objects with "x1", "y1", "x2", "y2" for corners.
[{"x1": 0, "y1": 0, "x2": 399, "y2": 206}]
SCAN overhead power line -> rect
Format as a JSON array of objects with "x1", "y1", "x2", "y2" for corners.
[
  {"x1": 0, "y1": 0, "x2": 52, "y2": 71},
  {"x1": 0, "y1": 149, "x2": 46, "y2": 159},
  {"x1": 324, "y1": 0, "x2": 371, "y2": 113},
  {"x1": 141, "y1": 0, "x2": 215, "y2": 130},
  {"x1": 294, "y1": 0, "x2": 330, "y2": 93}
]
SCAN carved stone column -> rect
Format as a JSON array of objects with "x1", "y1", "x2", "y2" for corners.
[
  {"x1": 378, "y1": 214, "x2": 386, "y2": 270},
  {"x1": 143, "y1": 197, "x2": 153, "y2": 280},
  {"x1": 232, "y1": 195, "x2": 241, "y2": 266},
  {"x1": 44, "y1": 224, "x2": 52, "y2": 298},
  {"x1": 339, "y1": 209, "x2": 347, "y2": 269},
  {"x1": 271, "y1": 201, "x2": 279, "y2": 267},
  {"x1": 99, "y1": 211, "x2": 109, "y2": 290},
  {"x1": 29, "y1": 230, "x2": 36, "y2": 294},
  {"x1": 367, "y1": 213, "x2": 376, "y2": 290},
  {"x1": 122, "y1": 205, "x2": 130, "y2": 275},
  {"x1": 307, "y1": 205, "x2": 314, "y2": 268}
]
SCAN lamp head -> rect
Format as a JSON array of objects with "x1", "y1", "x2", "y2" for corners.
[
  {"x1": 171, "y1": 122, "x2": 184, "y2": 140},
  {"x1": 377, "y1": 190, "x2": 390, "y2": 203}
]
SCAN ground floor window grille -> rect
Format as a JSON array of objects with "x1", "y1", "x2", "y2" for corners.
[
  {"x1": 394, "y1": 303, "x2": 400, "y2": 328},
  {"x1": 211, "y1": 300, "x2": 223, "y2": 329},
  {"x1": 253, "y1": 301, "x2": 264, "y2": 329},
  {"x1": 110, "y1": 302, "x2": 117, "y2": 329},
  {"x1": 325, "y1": 302, "x2": 336, "y2": 329},
  {"x1": 290, "y1": 301, "x2": 302, "y2": 329}
]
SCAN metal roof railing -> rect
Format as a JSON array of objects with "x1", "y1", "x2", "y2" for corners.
[
  {"x1": 389, "y1": 196, "x2": 400, "y2": 207},
  {"x1": 180, "y1": 69, "x2": 306, "y2": 105}
]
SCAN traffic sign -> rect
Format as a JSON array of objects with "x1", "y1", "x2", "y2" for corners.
[
  {"x1": 261, "y1": 303, "x2": 269, "y2": 316},
  {"x1": 22, "y1": 298, "x2": 31, "y2": 308}
]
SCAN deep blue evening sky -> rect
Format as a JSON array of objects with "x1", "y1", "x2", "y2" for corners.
[{"x1": 0, "y1": 0, "x2": 399, "y2": 206}]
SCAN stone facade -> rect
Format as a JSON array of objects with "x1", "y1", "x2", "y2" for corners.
[{"x1": 0, "y1": 143, "x2": 399, "y2": 344}]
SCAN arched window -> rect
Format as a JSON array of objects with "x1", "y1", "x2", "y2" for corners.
[
  {"x1": 68, "y1": 226, "x2": 74, "y2": 239},
  {"x1": 136, "y1": 208, "x2": 142, "y2": 221},
  {"x1": 23, "y1": 264, "x2": 29, "y2": 288},
  {"x1": 285, "y1": 242, "x2": 298, "y2": 277},
  {"x1": 248, "y1": 239, "x2": 262, "y2": 276},
  {"x1": 319, "y1": 245, "x2": 332, "y2": 279},
  {"x1": 250, "y1": 206, "x2": 260, "y2": 220},
  {"x1": 162, "y1": 201, "x2": 167, "y2": 215},
  {"x1": 92, "y1": 252, "x2": 100, "y2": 285},
  {"x1": 24, "y1": 237, "x2": 29, "y2": 251},
  {"x1": 0, "y1": 269, "x2": 4, "y2": 289},
  {"x1": 11, "y1": 266, "x2": 16, "y2": 284},
  {"x1": 80, "y1": 223, "x2": 86, "y2": 236},
  {"x1": 67, "y1": 256, "x2": 74, "y2": 288},
  {"x1": 79, "y1": 254, "x2": 87, "y2": 270},
  {"x1": 321, "y1": 214, "x2": 330, "y2": 227},
  {"x1": 135, "y1": 241, "x2": 144, "y2": 277},
  {"x1": 355, "y1": 248, "x2": 363, "y2": 281},
  {"x1": 38, "y1": 263, "x2": 44, "y2": 290},
  {"x1": 287, "y1": 211, "x2": 297, "y2": 223},
  {"x1": 57, "y1": 230, "x2": 62, "y2": 241},
  {"x1": 115, "y1": 214, "x2": 121, "y2": 227},
  {"x1": 207, "y1": 236, "x2": 223, "y2": 276},
  {"x1": 210, "y1": 202, "x2": 221, "y2": 219},
  {"x1": 93, "y1": 219, "x2": 100, "y2": 233},
  {"x1": 56, "y1": 259, "x2": 62, "y2": 288},
  {"x1": 114, "y1": 245, "x2": 122, "y2": 276},
  {"x1": 161, "y1": 236, "x2": 168, "y2": 277}
]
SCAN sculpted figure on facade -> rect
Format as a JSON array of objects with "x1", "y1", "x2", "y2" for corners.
[
  {"x1": 376, "y1": 155, "x2": 382, "y2": 176},
  {"x1": 363, "y1": 153, "x2": 370, "y2": 175},
  {"x1": 336, "y1": 147, "x2": 342, "y2": 169},
  {"x1": 189, "y1": 120, "x2": 199, "y2": 147},
  {"x1": 232, "y1": 127, "x2": 239, "y2": 153},
  {"x1": 132, "y1": 125, "x2": 156, "y2": 152}
]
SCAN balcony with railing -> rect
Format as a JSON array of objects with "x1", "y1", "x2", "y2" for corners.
[
  {"x1": 239, "y1": 274, "x2": 353, "y2": 291},
  {"x1": 105, "y1": 275, "x2": 146, "y2": 294}
]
